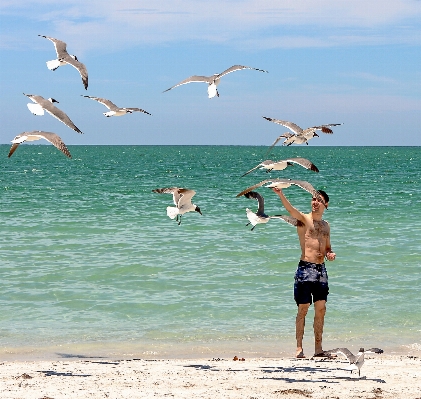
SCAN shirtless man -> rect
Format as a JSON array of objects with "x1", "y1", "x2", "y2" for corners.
[{"x1": 272, "y1": 188, "x2": 336, "y2": 358}]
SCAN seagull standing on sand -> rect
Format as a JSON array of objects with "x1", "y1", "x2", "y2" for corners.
[
  {"x1": 38, "y1": 35, "x2": 88, "y2": 90},
  {"x1": 24, "y1": 93, "x2": 82, "y2": 134},
  {"x1": 327, "y1": 347, "x2": 384, "y2": 376},
  {"x1": 241, "y1": 157, "x2": 319, "y2": 177},
  {"x1": 82, "y1": 96, "x2": 151, "y2": 117},
  {"x1": 327, "y1": 348, "x2": 383, "y2": 376},
  {"x1": 152, "y1": 187, "x2": 202, "y2": 225},
  {"x1": 163, "y1": 65, "x2": 268, "y2": 98},
  {"x1": 8, "y1": 131, "x2": 72, "y2": 158},
  {"x1": 243, "y1": 191, "x2": 289, "y2": 230},
  {"x1": 263, "y1": 117, "x2": 342, "y2": 154}
]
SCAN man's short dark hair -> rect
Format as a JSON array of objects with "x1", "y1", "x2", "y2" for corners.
[{"x1": 318, "y1": 190, "x2": 329, "y2": 204}]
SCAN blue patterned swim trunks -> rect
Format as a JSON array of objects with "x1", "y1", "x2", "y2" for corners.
[{"x1": 294, "y1": 260, "x2": 329, "y2": 305}]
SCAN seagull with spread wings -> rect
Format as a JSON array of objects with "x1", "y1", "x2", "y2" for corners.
[
  {"x1": 24, "y1": 93, "x2": 82, "y2": 134},
  {"x1": 152, "y1": 187, "x2": 202, "y2": 225},
  {"x1": 236, "y1": 178, "x2": 323, "y2": 202},
  {"x1": 241, "y1": 157, "x2": 319, "y2": 177},
  {"x1": 242, "y1": 191, "x2": 292, "y2": 231},
  {"x1": 263, "y1": 117, "x2": 342, "y2": 154},
  {"x1": 325, "y1": 347, "x2": 383, "y2": 377},
  {"x1": 163, "y1": 65, "x2": 268, "y2": 98},
  {"x1": 8, "y1": 131, "x2": 72, "y2": 158},
  {"x1": 39, "y1": 35, "x2": 88, "y2": 90},
  {"x1": 82, "y1": 95, "x2": 151, "y2": 117}
]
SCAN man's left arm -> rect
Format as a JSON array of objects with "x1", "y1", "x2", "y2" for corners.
[{"x1": 325, "y1": 222, "x2": 336, "y2": 261}]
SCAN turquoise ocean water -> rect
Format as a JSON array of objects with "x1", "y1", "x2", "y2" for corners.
[{"x1": 1, "y1": 145, "x2": 420, "y2": 360}]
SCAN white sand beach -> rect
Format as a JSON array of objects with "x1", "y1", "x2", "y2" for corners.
[{"x1": 1, "y1": 354, "x2": 420, "y2": 399}]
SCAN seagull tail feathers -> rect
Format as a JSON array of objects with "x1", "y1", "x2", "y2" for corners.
[
  {"x1": 166, "y1": 207, "x2": 179, "y2": 219},
  {"x1": 46, "y1": 59, "x2": 61, "y2": 71}
]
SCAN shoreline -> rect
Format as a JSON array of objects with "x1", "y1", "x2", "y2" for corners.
[
  {"x1": 1, "y1": 354, "x2": 420, "y2": 399},
  {"x1": 2, "y1": 339, "x2": 420, "y2": 362}
]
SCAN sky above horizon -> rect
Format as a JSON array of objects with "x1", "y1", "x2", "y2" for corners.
[{"x1": 1, "y1": 0, "x2": 420, "y2": 146}]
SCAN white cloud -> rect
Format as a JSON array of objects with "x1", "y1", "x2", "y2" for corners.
[{"x1": 1, "y1": 0, "x2": 420, "y2": 51}]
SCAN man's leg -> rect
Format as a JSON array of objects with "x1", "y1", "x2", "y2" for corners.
[
  {"x1": 296, "y1": 303, "x2": 310, "y2": 358},
  {"x1": 313, "y1": 300, "x2": 326, "y2": 355}
]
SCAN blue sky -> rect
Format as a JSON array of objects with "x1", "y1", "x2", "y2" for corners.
[{"x1": 1, "y1": 0, "x2": 420, "y2": 146}]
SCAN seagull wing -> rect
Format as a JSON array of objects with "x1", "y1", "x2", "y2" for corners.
[
  {"x1": 41, "y1": 99, "x2": 83, "y2": 134},
  {"x1": 265, "y1": 133, "x2": 294, "y2": 156},
  {"x1": 39, "y1": 35, "x2": 68, "y2": 58},
  {"x1": 236, "y1": 180, "x2": 273, "y2": 198},
  {"x1": 286, "y1": 157, "x2": 319, "y2": 172},
  {"x1": 244, "y1": 191, "x2": 265, "y2": 215},
  {"x1": 217, "y1": 65, "x2": 268, "y2": 79},
  {"x1": 8, "y1": 131, "x2": 71, "y2": 158},
  {"x1": 8, "y1": 142, "x2": 21, "y2": 158},
  {"x1": 33, "y1": 131, "x2": 72, "y2": 158},
  {"x1": 163, "y1": 75, "x2": 212, "y2": 92},
  {"x1": 309, "y1": 123, "x2": 342, "y2": 134},
  {"x1": 262, "y1": 117, "x2": 303, "y2": 135},
  {"x1": 82, "y1": 96, "x2": 119, "y2": 111},
  {"x1": 287, "y1": 179, "x2": 320, "y2": 197},
  {"x1": 64, "y1": 56, "x2": 88, "y2": 90},
  {"x1": 125, "y1": 108, "x2": 152, "y2": 115},
  {"x1": 236, "y1": 178, "x2": 293, "y2": 197},
  {"x1": 270, "y1": 215, "x2": 304, "y2": 227},
  {"x1": 329, "y1": 348, "x2": 356, "y2": 362},
  {"x1": 152, "y1": 187, "x2": 185, "y2": 206},
  {"x1": 241, "y1": 162, "x2": 264, "y2": 177},
  {"x1": 241, "y1": 160, "x2": 275, "y2": 177},
  {"x1": 7, "y1": 134, "x2": 26, "y2": 157},
  {"x1": 177, "y1": 188, "x2": 196, "y2": 207}
]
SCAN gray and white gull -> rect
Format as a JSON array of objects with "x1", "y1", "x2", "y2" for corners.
[
  {"x1": 236, "y1": 178, "x2": 323, "y2": 201},
  {"x1": 242, "y1": 191, "x2": 291, "y2": 230},
  {"x1": 152, "y1": 187, "x2": 202, "y2": 225},
  {"x1": 163, "y1": 65, "x2": 268, "y2": 98},
  {"x1": 82, "y1": 95, "x2": 151, "y2": 117},
  {"x1": 241, "y1": 157, "x2": 319, "y2": 177},
  {"x1": 23, "y1": 93, "x2": 82, "y2": 134},
  {"x1": 39, "y1": 35, "x2": 88, "y2": 90},
  {"x1": 325, "y1": 347, "x2": 383, "y2": 377},
  {"x1": 8, "y1": 131, "x2": 72, "y2": 158},
  {"x1": 263, "y1": 117, "x2": 342, "y2": 154}
]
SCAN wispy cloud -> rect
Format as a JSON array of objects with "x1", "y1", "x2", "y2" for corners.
[{"x1": 1, "y1": 0, "x2": 420, "y2": 52}]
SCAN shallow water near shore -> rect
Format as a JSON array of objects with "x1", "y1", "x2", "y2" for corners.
[{"x1": 1, "y1": 145, "x2": 420, "y2": 360}]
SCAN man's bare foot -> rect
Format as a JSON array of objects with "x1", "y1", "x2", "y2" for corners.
[{"x1": 296, "y1": 349, "x2": 306, "y2": 358}]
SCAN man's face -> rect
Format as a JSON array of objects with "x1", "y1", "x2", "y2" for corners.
[{"x1": 311, "y1": 196, "x2": 327, "y2": 212}]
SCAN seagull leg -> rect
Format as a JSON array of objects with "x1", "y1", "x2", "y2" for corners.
[
  {"x1": 251, "y1": 225, "x2": 256, "y2": 231},
  {"x1": 178, "y1": 215, "x2": 182, "y2": 225}
]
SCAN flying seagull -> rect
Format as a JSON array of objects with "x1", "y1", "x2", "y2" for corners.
[
  {"x1": 276, "y1": 215, "x2": 304, "y2": 227},
  {"x1": 81, "y1": 95, "x2": 151, "y2": 117},
  {"x1": 8, "y1": 131, "x2": 72, "y2": 158},
  {"x1": 38, "y1": 35, "x2": 88, "y2": 90},
  {"x1": 326, "y1": 348, "x2": 383, "y2": 376},
  {"x1": 236, "y1": 178, "x2": 323, "y2": 203},
  {"x1": 263, "y1": 117, "x2": 342, "y2": 154},
  {"x1": 23, "y1": 93, "x2": 82, "y2": 134},
  {"x1": 152, "y1": 187, "x2": 202, "y2": 225},
  {"x1": 243, "y1": 191, "x2": 290, "y2": 230},
  {"x1": 241, "y1": 157, "x2": 319, "y2": 177},
  {"x1": 163, "y1": 65, "x2": 268, "y2": 98},
  {"x1": 267, "y1": 131, "x2": 320, "y2": 153}
]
